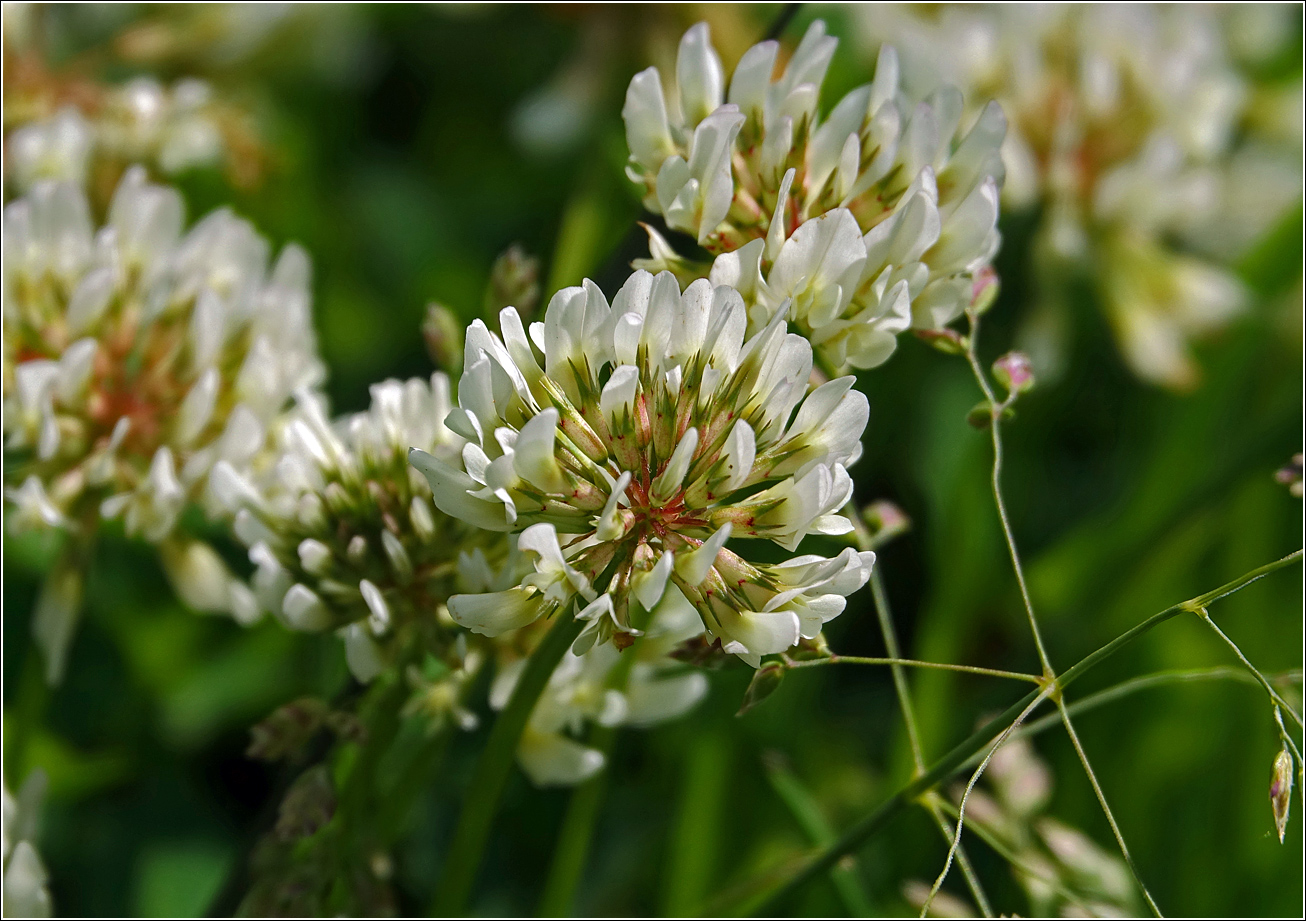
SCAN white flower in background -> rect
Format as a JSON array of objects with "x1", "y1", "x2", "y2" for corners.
[
  {"x1": 209, "y1": 374, "x2": 511, "y2": 683},
  {"x1": 2, "y1": 168, "x2": 323, "y2": 679},
  {"x1": 491, "y1": 587, "x2": 710, "y2": 786},
  {"x1": 622, "y1": 19, "x2": 1006, "y2": 371},
  {"x1": 851, "y1": 4, "x2": 1301, "y2": 388},
  {"x1": 2, "y1": 771, "x2": 52, "y2": 918},
  {"x1": 412, "y1": 269, "x2": 875, "y2": 667},
  {"x1": 5, "y1": 78, "x2": 231, "y2": 193}
]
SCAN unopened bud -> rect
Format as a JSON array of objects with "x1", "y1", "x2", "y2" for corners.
[
  {"x1": 275, "y1": 765, "x2": 335, "y2": 841},
  {"x1": 247, "y1": 697, "x2": 329, "y2": 761},
  {"x1": 992, "y1": 351, "x2": 1035, "y2": 397},
  {"x1": 915, "y1": 327, "x2": 968, "y2": 356},
  {"x1": 484, "y1": 243, "x2": 541, "y2": 318},
  {"x1": 863, "y1": 500, "x2": 911, "y2": 549},
  {"x1": 423, "y1": 302, "x2": 464, "y2": 375},
  {"x1": 1274, "y1": 453, "x2": 1303, "y2": 498},
  {"x1": 1271, "y1": 747, "x2": 1293, "y2": 843},
  {"x1": 738, "y1": 661, "x2": 786, "y2": 716},
  {"x1": 969, "y1": 266, "x2": 1000, "y2": 316}
]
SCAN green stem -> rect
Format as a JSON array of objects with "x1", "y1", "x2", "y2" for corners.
[
  {"x1": 431, "y1": 610, "x2": 583, "y2": 915},
  {"x1": 786, "y1": 654, "x2": 1041, "y2": 684},
  {"x1": 537, "y1": 725, "x2": 618, "y2": 917},
  {"x1": 1013, "y1": 666, "x2": 1299, "y2": 742},
  {"x1": 1054, "y1": 697, "x2": 1161, "y2": 916},
  {"x1": 737, "y1": 549, "x2": 1303, "y2": 915},
  {"x1": 1195, "y1": 608, "x2": 1304, "y2": 728}
]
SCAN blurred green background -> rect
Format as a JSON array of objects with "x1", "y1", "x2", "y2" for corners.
[{"x1": 3, "y1": 4, "x2": 1302, "y2": 917}]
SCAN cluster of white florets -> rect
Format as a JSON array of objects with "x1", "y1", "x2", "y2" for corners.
[
  {"x1": 622, "y1": 20, "x2": 1006, "y2": 371},
  {"x1": 412, "y1": 269, "x2": 875, "y2": 668}
]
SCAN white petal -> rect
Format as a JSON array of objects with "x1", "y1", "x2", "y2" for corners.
[
  {"x1": 448, "y1": 588, "x2": 542, "y2": 636},
  {"x1": 675, "y1": 523, "x2": 731, "y2": 586}
]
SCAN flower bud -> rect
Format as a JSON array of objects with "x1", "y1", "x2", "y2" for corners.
[
  {"x1": 969, "y1": 266, "x2": 1000, "y2": 316},
  {"x1": 737, "y1": 661, "x2": 786, "y2": 716},
  {"x1": 1274, "y1": 453, "x2": 1303, "y2": 498},
  {"x1": 275, "y1": 765, "x2": 335, "y2": 842},
  {"x1": 1271, "y1": 747, "x2": 1293, "y2": 843},
  {"x1": 914, "y1": 328, "x2": 969, "y2": 356},
  {"x1": 247, "y1": 697, "x2": 330, "y2": 761},
  {"x1": 484, "y1": 243, "x2": 540, "y2": 318},
  {"x1": 422, "y1": 302, "x2": 464, "y2": 375},
  {"x1": 992, "y1": 351, "x2": 1035, "y2": 397}
]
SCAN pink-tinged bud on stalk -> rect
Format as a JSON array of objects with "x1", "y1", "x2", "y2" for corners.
[
  {"x1": 969, "y1": 265, "x2": 1000, "y2": 316},
  {"x1": 1271, "y1": 747, "x2": 1293, "y2": 843},
  {"x1": 1274, "y1": 453, "x2": 1303, "y2": 498},
  {"x1": 992, "y1": 351, "x2": 1035, "y2": 397}
]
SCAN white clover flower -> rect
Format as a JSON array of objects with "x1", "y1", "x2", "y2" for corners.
[
  {"x1": 490, "y1": 587, "x2": 709, "y2": 786},
  {"x1": 5, "y1": 77, "x2": 232, "y2": 194},
  {"x1": 622, "y1": 19, "x2": 1006, "y2": 371},
  {"x1": 209, "y1": 374, "x2": 516, "y2": 683},
  {"x1": 412, "y1": 269, "x2": 875, "y2": 667},
  {"x1": 851, "y1": 4, "x2": 1298, "y2": 388},
  {"x1": 3, "y1": 168, "x2": 322, "y2": 539},
  {"x1": 2, "y1": 169, "x2": 322, "y2": 676},
  {"x1": 3, "y1": 771, "x2": 52, "y2": 918}
]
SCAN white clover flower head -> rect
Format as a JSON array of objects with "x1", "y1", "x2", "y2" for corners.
[
  {"x1": 210, "y1": 373, "x2": 512, "y2": 682},
  {"x1": 412, "y1": 269, "x2": 875, "y2": 667},
  {"x1": 5, "y1": 107, "x2": 94, "y2": 192},
  {"x1": 622, "y1": 19, "x2": 1006, "y2": 372},
  {"x1": 2, "y1": 169, "x2": 323, "y2": 547}
]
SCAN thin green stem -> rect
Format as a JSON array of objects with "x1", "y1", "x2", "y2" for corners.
[
  {"x1": 866, "y1": 556, "x2": 993, "y2": 916},
  {"x1": 786, "y1": 654, "x2": 1041, "y2": 684},
  {"x1": 932, "y1": 797, "x2": 1097, "y2": 912},
  {"x1": 431, "y1": 610, "x2": 584, "y2": 915},
  {"x1": 924, "y1": 799, "x2": 994, "y2": 918},
  {"x1": 964, "y1": 311, "x2": 1054, "y2": 677},
  {"x1": 920, "y1": 691, "x2": 1049, "y2": 917},
  {"x1": 737, "y1": 549, "x2": 1303, "y2": 915},
  {"x1": 869, "y1": 567, "x2": 927, "y2": 772},
  {"x1": 1013, "y1": 667, "x2": 1301, "y2": 743},
  {"x1": 1195, "y1": 607, "x2": 1304, "y2": 728},
  {"x1": 538, "y1": 725, "x2": 617, "y2": 916},
  {"x1": 1054, "y1": 696, "x2": 1162, "y2": 916}
]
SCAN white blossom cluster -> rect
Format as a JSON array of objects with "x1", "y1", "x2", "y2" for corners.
[
  {"x1": 209, "y1": 373, "x2": 495, "y2": 681},
  {"x1": 3, "y1": 167, "x2": 323, "y2": 678},
  {"x1": 6, "y1": 78, "x2": 231, "y2": 194},
  {"x1": 851, "y1": 3, "x2": 1301, "y2": 388},
  {"x1": 622, "y1": 20, "x2": 1006, "y2": 371},
  {"x1": 412, "y1": 269, "x2": 875, "y2": 668}
]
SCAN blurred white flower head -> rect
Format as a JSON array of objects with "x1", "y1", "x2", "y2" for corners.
[
  {"x1": 3, "y1": 169, "x2": 323, "y2": 678},
  {"x1": 851, "y1": 4, "x2": 1301, "y2": 388}
]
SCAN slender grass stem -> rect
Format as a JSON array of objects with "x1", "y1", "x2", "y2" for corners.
[
  {"x1": 1195, "y1": 607, "x2": 1304, "y2": 728},
  {"x1": 931, "y1": 800, "x2": 1087, "y2": 912},
  {"x1": 964, "y1": 312, "x2": 1054, "y2": 677},
  {"x1": 1012, "y1": 667, "x2": 1301, "y2": 742},
  {"x1": 785, "y1": 654, "x2": 1041, "y2": 684},
  {"x1": 737, "y1": 549, "x2": 1303, "y2": 915},
  {"x1": 920, "y1": 691, "x2": 1049, "y2": 917},
  {"x1": 865, "y1": 553, "x2": 993, "y2": 916},
  {"x1": 537, "y1": 725, "x2": 617, "y2": 917},
  {"x1": 431, "y1": 610, "x2": 583, "y2": 915},
  {"x1": 1055, "y1": 697, "x2": 1162, "y2": 916},
  {"x1": 924, "y1": 799, "x2": 993, "y2": 918}
]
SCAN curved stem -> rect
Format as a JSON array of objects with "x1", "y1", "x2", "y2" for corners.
[
  {"x1": 1196, "y1": 607, "x2": 1304, "y2": 728},
  {"x1": 431, "y1": 610, "x2": 583, "y2": 915},
  {"x1": 736, "y1": 549, "x2": 1303, "y2": 915}
]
